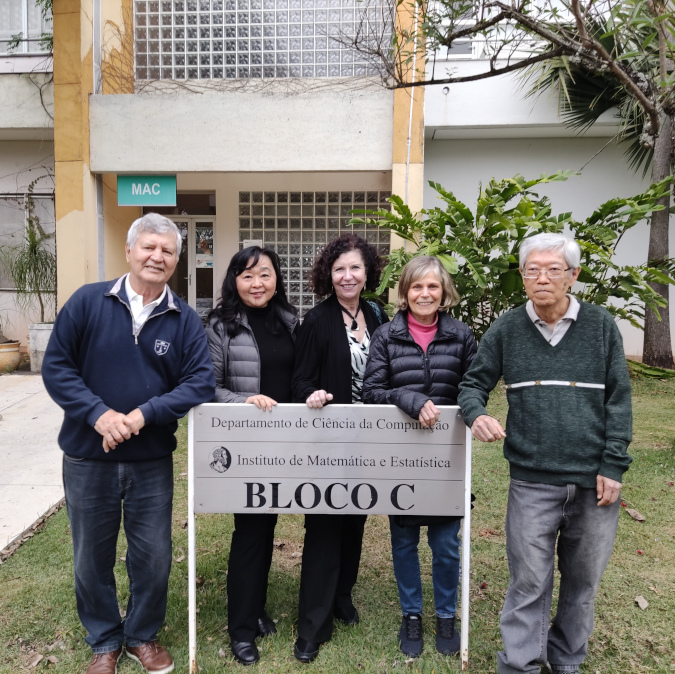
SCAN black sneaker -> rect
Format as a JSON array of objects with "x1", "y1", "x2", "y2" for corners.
[
  {"x1": 398, "y1": 614, "x2": 423, "y2": 657},
  {"x1": 435, "y1": 616, "x2": 460, "y2": 655}
]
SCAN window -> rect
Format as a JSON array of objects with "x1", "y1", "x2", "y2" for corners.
[
  {"x1": 0, "y1": 194, "x2": 55, "y2": 289},
  {"x1": 238, "y1": 189, "x2": 390, "y2": 314},
  {"x1": 134, "y1": 0, "x2": 391, "y2": 80},
  {"x1": 0, "y1": 0, "x2": 53, "y2": 54}
]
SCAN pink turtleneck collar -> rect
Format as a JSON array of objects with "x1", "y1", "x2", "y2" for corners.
[{"x1": 407, "y1": 311, "x2": 438, "y2": 353}]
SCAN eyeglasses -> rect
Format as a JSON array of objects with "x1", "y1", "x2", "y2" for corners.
[{"x1": 521, "y1": 267, "x2": 573, "y2": 279}]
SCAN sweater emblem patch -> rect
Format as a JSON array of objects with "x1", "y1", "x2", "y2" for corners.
[{"x1": 155, "y1": 340, "x2": 170, "y2": 356}]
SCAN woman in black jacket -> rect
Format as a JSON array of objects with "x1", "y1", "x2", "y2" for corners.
[
  {"x1": 291, "y1": 234, "x2": 386, "y2": 663},
  {"x1": 363, "y1": 256, "x2": 477, "y2": 659},
  {"x1": 206, "y1": 246, "x2": 297, "y2": 666}
]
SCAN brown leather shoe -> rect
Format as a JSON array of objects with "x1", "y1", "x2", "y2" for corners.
[
  {"x1": 125, "y1": 641, "x2": 174, "y2": 674},
  {"x1": 86, "y1": 647, "x2": 123, "y2": 674}
]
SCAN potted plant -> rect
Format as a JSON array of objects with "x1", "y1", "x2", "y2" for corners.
[
  {"x1": 5, "y1": 188, "x2": 57, "y2": 372},
  {"x1": 0, "y1": 314, "x2": 21, "y2": 373}
]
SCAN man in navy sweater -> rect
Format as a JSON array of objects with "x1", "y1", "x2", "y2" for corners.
[
  {"x1": 459, "y1": 233, "x2": 632, "y2": 674},
  {"x1": 43, "y1": 213, "x2": 215, "y2": 674}
]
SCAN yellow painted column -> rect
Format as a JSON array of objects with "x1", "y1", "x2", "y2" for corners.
[
  {"x1": 53, "y1": 0, "x2": 99, "y2": 307},
  {"x1": 390, "y1": 0, "x2": 425, "y2": 300}
]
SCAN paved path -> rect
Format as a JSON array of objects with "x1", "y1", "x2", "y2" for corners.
[{"x1": 0, "y1": 372, "x2": 64, "y2": 548}]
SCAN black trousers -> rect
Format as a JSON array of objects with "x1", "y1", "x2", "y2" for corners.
[
  {"x1": 227, "y1": 512, "x2": 278, "y2": 642},
  {"x1": 297, "y1": 513, "x2": 367, "y2": 643}
]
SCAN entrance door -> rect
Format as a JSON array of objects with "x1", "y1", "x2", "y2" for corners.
[{"x1": 166, "y1": 217, "x2": 215, "y2": 322}]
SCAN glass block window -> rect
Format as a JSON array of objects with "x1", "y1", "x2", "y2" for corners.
[
  {"x1": 238, "y1": 189, "x2": 390, "y2": 314},
  {"x1": 134, "y1": 0, "x2": 391, "y2": 80}
]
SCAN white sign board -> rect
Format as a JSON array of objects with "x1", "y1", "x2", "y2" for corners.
[
  {"x1": 187, "y1": 404, "x2": 472, "y2": 671},
  {"x1": 192, "y1": 403, "x2": 467, "y2": 515}
]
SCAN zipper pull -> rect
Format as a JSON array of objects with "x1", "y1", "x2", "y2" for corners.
[{"x1": 135, "y1": 334, "x2": 138, "y2": 345}]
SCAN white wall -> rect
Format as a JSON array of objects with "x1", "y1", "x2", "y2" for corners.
[
  {"x1": 423, "y1": 137, "x2": 675, "y2": 356},
  {"x1": 424, "y1": 60, "x2": 617, "y2": 138},
  {"x1": 0, "y1": 73, "x2": 53, "y2": 140},
  {"x1": 89, "y1": 86, "x2": 394, "y2": 173},
  {"x1": 0, "y1": 140, "x2": 54, "y2": 192}
]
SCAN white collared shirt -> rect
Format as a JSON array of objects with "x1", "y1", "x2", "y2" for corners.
[
  {"x1": 526, "y1": 294, "x2": 580, "y2": 346},
  {"x1": 125, "y1": 274, "x2": 167, "y2": 335}
]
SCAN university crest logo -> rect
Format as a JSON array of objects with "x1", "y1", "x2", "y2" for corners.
[
  {"x1": 154, "y1": 340, "x2": 170, "y2": 356},
  {"x1": 210, "y1": 447, "x2": 232, "y2": 473}
]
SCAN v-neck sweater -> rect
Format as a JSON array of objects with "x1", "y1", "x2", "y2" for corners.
[{"x1": 458, "y1": 303, "x2": 632, "y2": 486}]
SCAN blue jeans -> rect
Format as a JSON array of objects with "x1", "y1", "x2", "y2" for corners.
[
  {"x1": 62, "y1": 454, "x2": 174, "y2": 654},
  {"x1": 389, "y1": 517, "x2": 461, "y2": 617},
  {"x1": 498, "y1": 479, "x2": 620, "y2": 674}
]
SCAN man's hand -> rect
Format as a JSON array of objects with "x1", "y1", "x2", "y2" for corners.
[
  {"x1": 95, "y1": 410, "x2": 132, "y2": 452},
  {"x1": 596, "y1": 474, "x2": 621, "y2": 506},
  {"x1": 306, "y1": 390, "x2": 333, "y2": 409},
  {"x1": 246, "y1": 394, "x2": 277, "y2": 412},
  {"x1": 470, "y1": 415, "x2": 507, "y2": 442},
  {"x1": 124, "y1": 408, "x2": 145, "y2": 435},
  {"x1": 418, "y1": 400, "x2": 440, "y2": 428}
]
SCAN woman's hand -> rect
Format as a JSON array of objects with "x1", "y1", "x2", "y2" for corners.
[
  {"x1": 306, "y1": 390, "x2": 334, "y2": 408},
  {"x1": 471, "y1": 415, "x2": 506, "y2": 442},
  {"x1": 245, "y1": 395, "x2": 277, "y2": 412},
  {"x1": 418, "y1": 400, "x2": 440, "y2": 428}
]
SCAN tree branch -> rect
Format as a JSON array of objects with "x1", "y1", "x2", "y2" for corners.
[{"x1": 392, "y1": 48, "x2": 566, "y2": 88}]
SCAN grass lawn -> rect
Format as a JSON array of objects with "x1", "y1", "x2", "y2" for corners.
[{"x1": 1, "y1": 375, "x2": 674, "y2": 673}]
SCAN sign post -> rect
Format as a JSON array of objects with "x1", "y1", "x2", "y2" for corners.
[{"x1": 188, "y1": 403, "x2": 472, "y2": 670}]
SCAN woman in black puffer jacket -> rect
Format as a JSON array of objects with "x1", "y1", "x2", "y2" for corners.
[{"x1": 363, "y1": 256, "x2": 477, "y2": 660}]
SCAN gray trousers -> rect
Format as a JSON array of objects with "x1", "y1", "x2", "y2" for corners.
[{"x1": 497, "y1": 479, "x2": 620, "y2": 674}]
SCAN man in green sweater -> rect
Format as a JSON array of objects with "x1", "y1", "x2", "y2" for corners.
[{"x1": 458, "y1": 233, "x2": 632, "y2": 674}]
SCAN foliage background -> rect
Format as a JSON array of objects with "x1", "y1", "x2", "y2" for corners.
[{"x1": 353, "y1": 173, "x2": 675, "y2": 340}]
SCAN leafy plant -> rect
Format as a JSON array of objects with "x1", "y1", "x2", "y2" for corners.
[
  {"x1": 352, "y1": 173, "x2": 674, "y2": 340},
  {"x1": 4, "y1": 189, "x2": 56, "y2": 324}
]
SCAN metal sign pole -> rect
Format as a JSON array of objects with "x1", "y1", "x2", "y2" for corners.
[
  {"x1": 188, "y1": 409, "x2": 198, "y2": 674},
  {"x1": 460, "y1": 424, "x2": 472, "y2": 670}
]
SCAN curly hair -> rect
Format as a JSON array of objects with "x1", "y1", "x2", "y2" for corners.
[
  {"x1": 310, "y1": 234, "x2": 383, "y2": 298},
  {"x1": 208, "y1": 246, "x2": 297, "y2": 335}
]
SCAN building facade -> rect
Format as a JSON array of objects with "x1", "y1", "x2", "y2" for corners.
[{"x1": 15, "y1": 0, "x2": 670, "y2": 358}]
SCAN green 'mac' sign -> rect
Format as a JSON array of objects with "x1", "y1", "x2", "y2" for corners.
[{"x1": 117, "y1": 175, "x2": 177, "y2": 206}]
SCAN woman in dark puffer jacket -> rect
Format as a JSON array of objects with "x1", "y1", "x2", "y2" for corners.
[
  {"x1": 205, "y1": 246, "x2": 297, "y2": 666},
  {"x1": 363, "y1": 256, "x2": 477, "y2": 660}
]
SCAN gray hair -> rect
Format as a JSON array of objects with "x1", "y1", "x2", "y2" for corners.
[
  {"x1": 126, "y1": 213, "x2": 182, "y2": 256},
  {"x1": 519, "y1": 233, "x2": 581, "y2": 270},
  {"x1": 397, "y1": 255, "x2": 460, "y2": 312}
]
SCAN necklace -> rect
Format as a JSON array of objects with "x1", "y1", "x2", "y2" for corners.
[{"x1": 340, "y1": 303, "x2": 361, "y2": 331}]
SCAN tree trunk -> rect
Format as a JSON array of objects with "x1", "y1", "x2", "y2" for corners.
[{"x1": 643, "y1": 114, "x2": 674, "y2": 368}]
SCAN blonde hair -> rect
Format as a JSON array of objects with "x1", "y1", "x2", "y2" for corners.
[{"x1": 397, "y1": 256, "x2": 460, "y2": 312}]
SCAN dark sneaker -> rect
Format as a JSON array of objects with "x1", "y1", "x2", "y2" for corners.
[
  {"x1": 435, "y1": 616, "x2": 460, "y2": 655},
  {"x1": 398, "y1": 614, "x2": 423, "y2": 657},
  {"x1": 86, "y1": 648, "x2": 123, "y2": 674},
  {"x1": 125, "y1": 641, "x2": 174, "y2": 673}
]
